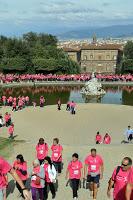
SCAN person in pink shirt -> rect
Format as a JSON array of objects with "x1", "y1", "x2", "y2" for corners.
[
  {"x1": 31, "y1": 159, "x2": 45, "y2": 200},
  {"x1": 66, "y1": 153, "x2": 83, "y2": 200},
  {"x1": 32, "y1": 101, "x2": 37, "y2": 108},
  {"x1": 25, "y1": 96, "x2": 29, "y2": 106},
  {"x1": 66, "y1": 101, "x2": 71, "y2": 111},
  {"x1": 8, "y1": 123, "x2": 14, "y2": 139},
  {"x1": 36, "y1": 138, "x2": 49, "y2": 165},
  {"x1": 4, "y1": 112, "x2": 11, "y2": 127},
  {"x1": 0, "y1": 172, "x2": 8, "y2": 200},
  {"x1": 126, "y1": 167, "x2": 133, "y2": 200},
  {"x1": 40, "y1": 96, "x2": 45, "y2": 107},
  {"x1": 103, "y1": 133, "x2": 111, "y2": 144},
  {"x1": 51, "y1": 138, "x2": 63, "y2": 174},
  {"x1": 0, "y1": 156, "x2": 30, "y2": 200},
  {"x1": 13, "y1": 154, "x2": 28, "y2": 198},
  {"x1": 70, "y1": 101, "x2": 76, "y2": 114},
  {"x1": 2, "y1": 96, "x2": 7, "y2": 106},
  {"x1": 107, "y1": 157, "x2": 133, "y2": 200},
  {"x1": 95, "y1": 132, "x2": 102, "y2": 144},
  {"x1": 84, "y1": 148, "x2": 104, "y2": 200},
  {"x1": 12, "y1": 101, "x2": 17, "y2": 112}
]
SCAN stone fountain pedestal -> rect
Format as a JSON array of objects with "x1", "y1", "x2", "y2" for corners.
[{"x1": 80, "y1": 75, "x2": 106, "y2": 98}]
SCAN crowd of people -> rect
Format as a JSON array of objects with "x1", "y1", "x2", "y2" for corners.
[
  {"x1": 0, "y1": 73, "x2": 133, "y2": 84},
  {"x1": 0, "y1": 144, "x2": 133, "y2": 200}
]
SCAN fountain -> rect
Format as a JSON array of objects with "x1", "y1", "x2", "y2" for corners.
[{"x1": 80, "y1": 72, "x2": 106, "y2": 98}]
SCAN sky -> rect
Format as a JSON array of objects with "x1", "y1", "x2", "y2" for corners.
[{"x1": 0, "y1": 0, "x2": 132, "y2": 36}]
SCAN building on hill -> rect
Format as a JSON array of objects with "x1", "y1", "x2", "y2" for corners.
[{"x1": 63, "y1": 43, "x2": 123, "y2": 74}]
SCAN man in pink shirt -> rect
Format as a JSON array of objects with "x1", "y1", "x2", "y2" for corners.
[
  {"x1": 66, "y1": 153, "x2": 83, "y2": 200},
  {"x1": 84, "y1": 148, "x2": 104, "y2": 200},
  {"x1": 0, "y1": 156, "x2": 30, "y2": 199},
  {"x1": 107, "y1": 157, "x2": 132, "y2": 200},
  {"x1": 126, "y1": 167, "x2": 133, "y2": 200}
]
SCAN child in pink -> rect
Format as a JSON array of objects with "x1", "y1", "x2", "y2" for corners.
[
  {"x1": 8, "y1": 123, "x2": 14, "y2": 139},
  {"x1": 51, "y1": 138, "x2": 63, "y2": 174},
  {"x1": 66, "y1": 153, "x2": 83, "y2": 199},
  {"x1": 95, "y1": 132, "x2": 102, "y2": 144},
  {"x1": 36, "y1": 138, "x2": 48, "y2": 165},
  {"x1": 103, "y1": 133, "x2": 111, "y2": 144}
]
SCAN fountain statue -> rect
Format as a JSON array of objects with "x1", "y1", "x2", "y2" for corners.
[{"x1": 80, "y1": 72, "x2": 106, "y2": 97}]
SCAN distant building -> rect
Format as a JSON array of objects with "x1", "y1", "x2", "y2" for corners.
[
  {"x1": 63, "y1": 43, "x2": 123, "y2": 74},
  {"x1": 63, "y1": 47, "x2": 81, "y2": 64}
]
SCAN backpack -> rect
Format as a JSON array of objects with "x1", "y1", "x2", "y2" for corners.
[{"x1": 108, "y1": 166, "x2": 121, "y2": 188}]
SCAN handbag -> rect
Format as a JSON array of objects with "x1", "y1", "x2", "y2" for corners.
[{"x1": 34, "y1": 176, "x2": 41, "y2": 185}]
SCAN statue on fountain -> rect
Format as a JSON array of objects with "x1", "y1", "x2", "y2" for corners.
[{"x1": 80, "y1": 72, "x2": 106, "y2": 97}]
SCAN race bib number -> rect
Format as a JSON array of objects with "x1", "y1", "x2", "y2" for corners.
[
  {"x1": 32, "y1": 176, "x2": 37, "y2": 181},
  {"x1": 74, "y1": 170, "x2": 79, "y2": 175},
  {"x1": 39, "y1": 150, "x2": 44, "y2": 154},
  {"x1": 54, "y1": 153, "x2": 58, "y2": 157},
  {"x1": 91, "y1": 165, "x2": 96, "y2": 171}
]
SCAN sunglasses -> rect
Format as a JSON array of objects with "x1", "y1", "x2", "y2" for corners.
[{"x1": 121, "y1": 163, "x2": 129, "y2": 167}]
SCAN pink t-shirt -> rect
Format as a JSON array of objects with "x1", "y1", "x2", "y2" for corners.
[
  {"x1": 96, "y1": 135, "x2": 102, "y2": 143},
  {"x1": 112, "y1": 167, "x2": 132, "y2": 200},
  {"x1": 31, "y1": 166, "x2": 44, "y2": 188},
  {"x1": 43, "y1": 163, "x2": 50, "y2": 183},
  {"x1": 8, "y1": 126, "x2": 14, "y2": 135},
  {"x1": 128, "y1": 167, "x2": 133, "y2": 183},
  {"x1": 36, "y1": 143, "x2": 48, "y2": 160},
  {"x1": 51, "y1": 144, "x2": 63, "y2": 162},
  {"x1": 0, "y1": 157, "x2": 12, "y2": 189},
  {"x1": 85, "y1": 155, "x2": 103, "y2": 174},
  {"x1": 103, "y1": 136, "x2": 111, "y2": 144},
  {"x1": 67, "y1": 160, "x2": 83, "y2": 179},
  {"x1": 13, "y1": 161, "x2": 28, "y2": 180},
  {"x1": 4, "y1": 114, "x2": 9, "y2": 122}
]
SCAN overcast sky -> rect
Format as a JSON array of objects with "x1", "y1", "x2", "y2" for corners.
[{"x1": 0, "y1": 0, "x2": 132, "y2": 36}]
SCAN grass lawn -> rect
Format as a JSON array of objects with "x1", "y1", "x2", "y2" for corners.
[{"x1": 0, "y1": 137, "x2": 24, "y2": 158}]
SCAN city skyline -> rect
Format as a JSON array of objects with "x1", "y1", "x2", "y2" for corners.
[{"x1": 0, "y1": 0, "x2": 132, "y2": 36}]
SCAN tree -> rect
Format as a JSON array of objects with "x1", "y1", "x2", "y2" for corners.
[
  {"x1": 122, "y1": 41, "x2": 133, "y2": 73},
  {"x1": 0, "y1": 32, "x2": 80, "y2": 74},
  {"x1": 124, "y1": 41, "x2": 133, "y2": 59}
]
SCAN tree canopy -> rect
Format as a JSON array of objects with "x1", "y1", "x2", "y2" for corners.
[
  {"x1": 122, "y1": 41, "x2": 133, "y2": 73},
  {"x1": 0, "y1": 32, "x2": 80, "y2": 74}
]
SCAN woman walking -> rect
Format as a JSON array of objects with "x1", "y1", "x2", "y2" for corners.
[
  {"x1": 51, "y1": 138, "x2": 63, "y2": 175},
  {"x1": 66, "y1": 153, "x2": 83, "y2": 200},
  {"x1": 36, "y1": 138, "x2": 49, "y2": 165},
  {"x1": 43, "y1": 156, "x2": 57, "y2": 199},
  {"x1": 31, "y1": 159, "x2": 45, "y2": 200},
  {"x1": 13, "y1": 154, "x2": 28, "y2": 198}
]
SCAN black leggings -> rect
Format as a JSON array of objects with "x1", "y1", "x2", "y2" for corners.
[
  {"x1": 44, "y1": 182, "x2": 55, "y2": 199},
  {"x1": 71, "y1": 179, "x2": 80, "y2": 198},
  {"x1": 16, "y1": 180, "x2": 27, "y2": 198},
  {"x1": 53, "y1": 162, "x2": 62, "y2": 173}
]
